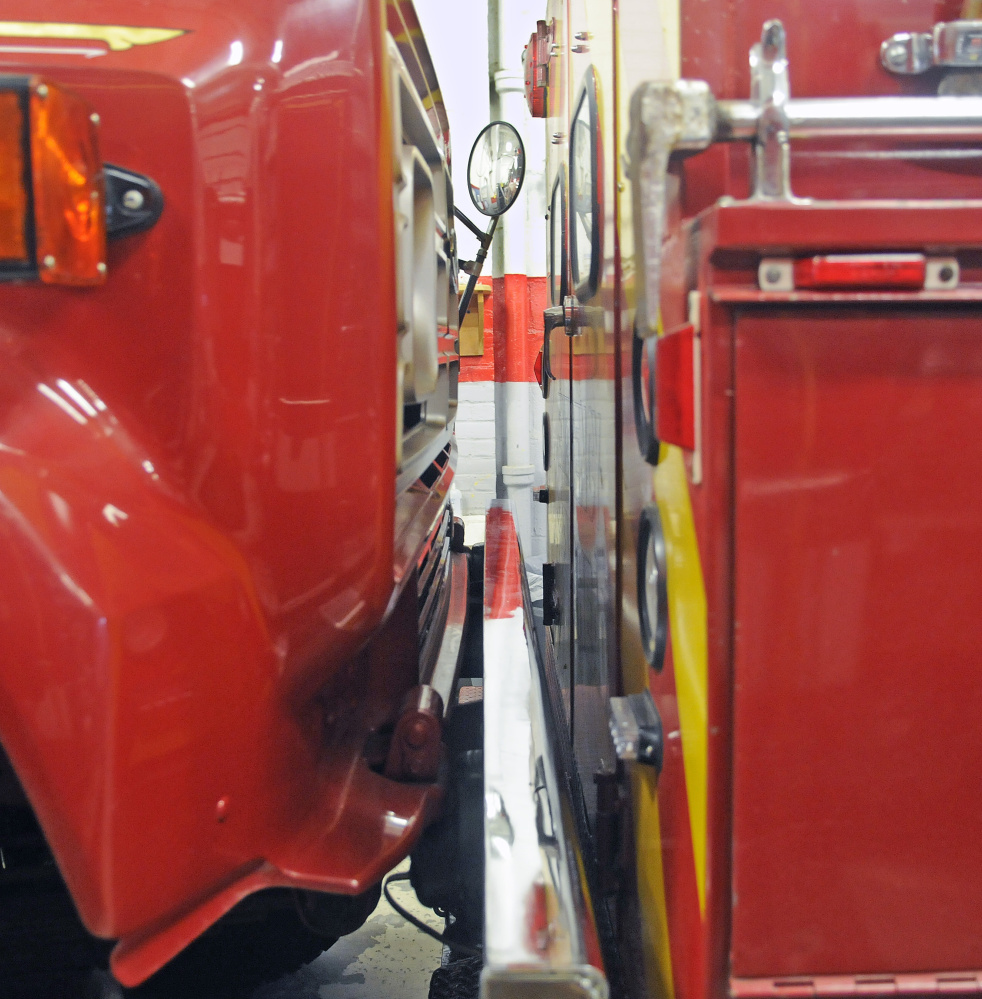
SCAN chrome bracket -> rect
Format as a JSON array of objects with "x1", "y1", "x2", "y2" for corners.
[
  {"x1": 608, "y1": 690, "x2": 663, "y2": 771},
  {"x1": 750, "y1": 20, "x2": 798, "y2": 201}
]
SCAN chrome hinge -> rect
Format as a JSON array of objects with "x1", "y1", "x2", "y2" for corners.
[{"x1": 882, "y1": 20, "x2": 982, "y2": 75}]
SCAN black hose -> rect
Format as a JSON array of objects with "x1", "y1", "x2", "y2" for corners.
[{"x1": 382, "y1": 872, "x2": 482, "y2": 958}]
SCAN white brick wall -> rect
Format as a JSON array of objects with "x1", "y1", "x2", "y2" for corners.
[
  {"x1": 454, "y1": 381, "x2": 497, "y2": 516},
  {"x1": 455, "y1": 380, "x2": 547, "y2": 561}
]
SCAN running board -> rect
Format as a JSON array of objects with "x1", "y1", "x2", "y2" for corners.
[{"x1": 481, "y1": 502, "x2": 608, "y2": 999}]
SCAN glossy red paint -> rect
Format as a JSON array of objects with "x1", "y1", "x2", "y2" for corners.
[
  {"x1": 0, "y1": 0, "x2": 456, "y2": 985},
  {"x1": 492, "y1": 274, "x2": 548, "y2": 383},
  {"x1": 485, "y1": 505, "x2": 522, "y2": 619},
  {"x1": 683, "y1": 196, "x2": 982, "y2": 986},
  {"x1": 731, "y1": 299, "x2": 982, "y2": 976},
  {"x1": 655, "y1": 323, "x2": 696, "y2": 451}
]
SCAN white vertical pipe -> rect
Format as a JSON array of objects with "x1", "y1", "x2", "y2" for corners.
[{"x1": 494, "y1": 0, "x2": 546, "y2": 559}]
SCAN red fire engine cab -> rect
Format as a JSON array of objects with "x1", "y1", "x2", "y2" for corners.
[{"x1": 0, "y1": 0, "x2": 490, "y2": 990}]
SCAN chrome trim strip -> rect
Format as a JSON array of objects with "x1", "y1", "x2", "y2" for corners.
[
  {"x1": 417, "y1": 535, "x2": 454, "y2": 683},
  {"x1": 481, "y1": 502, "x2": 608, "y2": 999},
  {"x1": 421, "y1": 550, "x2": 469, "y2": 716}
]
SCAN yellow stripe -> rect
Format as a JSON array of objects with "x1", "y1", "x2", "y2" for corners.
[
  {"x1": 0, "y1": 22, "x2": 185, "y2": 51},
  {"x1": 633, "y1": 767, "x2": 676, "y2": 999},
  {"x1": 654, "y1": 445, "x2": 708, "y2": 915}
]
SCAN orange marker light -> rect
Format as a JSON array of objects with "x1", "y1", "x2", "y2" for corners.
[
  {"x1": 0, "y1": 91, "x2": 29, "y2": 262},
  {"x1": 29, "y1": 79, "x2": 106, "y2": 285}
]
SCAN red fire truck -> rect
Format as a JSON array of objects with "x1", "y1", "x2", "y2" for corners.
[
  {"x1": 0, "y1": 0, "x2": 530, "y2": 991},
  {"x1": 448, "y1": 1, "x2": 982, "y2": 998},
  {"x1": 4, "y1": 0, "x2": 982, "y2": 995}
]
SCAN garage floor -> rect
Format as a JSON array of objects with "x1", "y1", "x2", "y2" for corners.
[
  {"x1": 252, "y1": 865, "x2": 442, "y2": 999},
  {"x1": 75, "y1": 863, "x2": 442, "y2": 999}
]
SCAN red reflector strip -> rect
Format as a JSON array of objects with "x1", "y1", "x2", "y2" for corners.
[
  {"x1": 656, "y1": 323, "x2": 696, "y2": 451},
  {"x1": 793, "y1": 254, "x2": 926, "y2": 290},
  {"x1": 533, "y1": 348, "x2": 543, "y2": 386}
]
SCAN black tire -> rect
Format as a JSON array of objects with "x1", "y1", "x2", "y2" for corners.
[
  {"x1": 428, "y1": 955, "x2": 482, "y2": 999},
  {"x1": 126, "y1": 893, "x2": 334, "y2": 998},
  {"x1": 0, "y1": 878, "x2": 111, "y2": 999}
]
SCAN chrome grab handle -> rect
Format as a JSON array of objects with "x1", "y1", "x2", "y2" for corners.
[{"x1": 716, "y1": 94, "x2": 982, "y2": 142}]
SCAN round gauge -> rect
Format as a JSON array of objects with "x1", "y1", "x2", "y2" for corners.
[{"x1": 637, "y1": 505, "x2": 668, "y2": 671}]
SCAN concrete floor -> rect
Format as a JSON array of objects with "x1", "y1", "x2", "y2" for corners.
[{"x1": 252, "y1": 864, "x2": 442, "y2": 999}]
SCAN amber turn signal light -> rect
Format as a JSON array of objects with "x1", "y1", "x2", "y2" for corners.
[
  {"x1": 0, "y1": 89, "x2": 29, "y2": 263},
  {"x1": 0, "y1": 75, "x2": 106, "y2": 286}
]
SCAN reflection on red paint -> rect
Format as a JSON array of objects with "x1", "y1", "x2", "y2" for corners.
[
  {"x1": 485, "y1": 505, "x2": 522, "y2": 618},
  {"x1": 656, "y1": 323, "x2": 696, "y2": 451}
]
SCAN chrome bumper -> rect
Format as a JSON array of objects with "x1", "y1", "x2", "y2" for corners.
[{"x1": 481, "y1": 502, "x2": 608, "y2": 999}]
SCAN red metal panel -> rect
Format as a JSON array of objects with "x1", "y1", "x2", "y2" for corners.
[
  {"x1": 655, "y1": 323, "x2": 696, "y2": 450},
  {"x1": 732, "y1": 971, "x2": 982, "y2": 998},
  {"x1": 731, "y1": 305, "x2": 982, "y2": 976}
]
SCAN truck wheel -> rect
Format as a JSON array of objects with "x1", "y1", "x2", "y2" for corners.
[
  {"x1": 428, "y1": 955, "x2": 482, "y2": 999},
  {"x1": 128, "y1": 893, "x2": 335, "y2": 997}
]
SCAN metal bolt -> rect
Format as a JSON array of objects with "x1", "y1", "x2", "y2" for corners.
[
  {"x1": 89, "y1": 112, "x2": 100, "y2": 126},
  {"x1": 574, "y1": 31, "x2": 591, "y2": 41},
  {"x1": 764, "y1": 266, "x2": 782, "y2": 285},
  {"x1": 549, "y1": 43, "x2": 559, "y2": 57},
  {"x1": 572, "y1": 43, "x2": 590, "y2": 53},
  {"x1": 939, "y1": 264, "x2": 955, "y2": 283},
  {"x1": 36, "y1": 83, "x2": 48, "y2": 98},
  {"x1": 886, "y1": 43, "x2": 908, "y2": 68},
  {"x1": 551, "y1": 131, "x2": 565, "y2": 144},
  {"x1": 121, "y1": 188, "x2": 145, "y2": 211},
  {"x1": 42, "y1": 254, "x2": 56, "y2": 270},
  {"x1": 97, "y1": 262, "x2": 107, "y2": 276},
  {"x1": 404, "y1": 716, "x2": 431, "y2": 749}
]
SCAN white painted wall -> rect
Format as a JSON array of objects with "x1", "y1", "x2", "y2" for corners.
[
  {"x1": 414, "y1": 0, "x2": 547, "y2": 561},
  {"x1": 413, "y1": 0, "x2": 491, "y2": 265}
]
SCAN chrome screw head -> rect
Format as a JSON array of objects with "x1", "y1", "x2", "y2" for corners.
[
  {"x1": 121, "y1": 189, "x2": 145, "y2": 211},
  {"x1": 884, "y1": 41, "x2": 908, "y2": 69}
]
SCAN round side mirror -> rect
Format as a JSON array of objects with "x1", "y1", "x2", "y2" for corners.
[{"x1": 466, "y1": 121, "x2": 526, "y2": 217}]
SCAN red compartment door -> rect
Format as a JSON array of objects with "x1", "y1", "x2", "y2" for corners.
[{"x1": 731, "y1": 306, "x2": 982, "y2": 978}]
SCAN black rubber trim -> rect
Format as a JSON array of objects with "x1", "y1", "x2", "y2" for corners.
[
  {"x1": 632, "y1": 323, "x2": 660, "y2": 465},
  {"x1": 104, "y1": 164, "x2": 164, "y2": 239}
]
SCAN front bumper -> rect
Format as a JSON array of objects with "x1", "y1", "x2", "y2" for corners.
[{"x1": 481, "y1": 502, "x2": 608, "y2": 999}]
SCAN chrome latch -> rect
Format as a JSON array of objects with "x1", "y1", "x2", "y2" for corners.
[
  {"x1": 608, "y1": 691, "x2": 663, "y2": 771},
  {"x1": 882, "y1": 21, "x2": 982, "y2": 75}
]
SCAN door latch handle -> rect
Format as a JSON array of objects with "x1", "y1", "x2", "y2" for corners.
[{"x1": 609, "y1": 690, "x2": 663, "y2": 772}]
